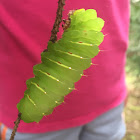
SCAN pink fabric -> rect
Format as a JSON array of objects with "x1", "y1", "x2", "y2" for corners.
[{"x1": 0, "y1": 0, "x2": 129, "y2": 133}]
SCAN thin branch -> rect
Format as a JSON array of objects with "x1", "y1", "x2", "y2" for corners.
[
  {"x1": 50, "y1": 0, "x2": 66, "y2": 42},
  {"x1": 9, "y1": 0, "x2": 66, "y2": 139},
  {"x1": 10, "y1": 113, "x2": 21, "y2": 140}
]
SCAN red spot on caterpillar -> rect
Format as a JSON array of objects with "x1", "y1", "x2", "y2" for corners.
[
  {"x1": 78, "y1": 42, "x2": 83, "y2": 43},
  {"x1": 46, "y1": 72, "x2": 50, "y2": 75},
  {"x1": 58, "y1": 61, "x2": 62, "y2": 64},
  {"x1": 68, "y1": 52, "x2": 72, "y2": 54},
  {"x1": 29, "y1": 96, "x2": 31, "y2": 98},
  {"x1": 37, "y1": 84, "x2": 39, "y2": 87}
]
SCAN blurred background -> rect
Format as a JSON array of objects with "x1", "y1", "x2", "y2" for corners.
[{"x1": 124, "y1": 0, "x2": 140, "y2": 140}]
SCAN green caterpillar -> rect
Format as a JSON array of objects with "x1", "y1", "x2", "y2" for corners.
[{"x1": 17, "y1": 9, "x2": 105, "y2": 123}]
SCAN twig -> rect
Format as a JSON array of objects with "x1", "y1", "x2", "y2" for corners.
[
  {"x1": 50, "y1": 0, "x2": 66, "y2": 42},
  {"x1": 10, "y1": 113, "x2": 21, "y2": 140},
  {"x1": 9, "y1": 0, "x2": 66, "y2": 139}
]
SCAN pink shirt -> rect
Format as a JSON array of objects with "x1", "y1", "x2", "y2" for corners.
[{"x1": 0, "y1": 0, "x2": 129, "y2": 133}]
